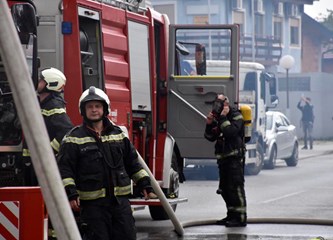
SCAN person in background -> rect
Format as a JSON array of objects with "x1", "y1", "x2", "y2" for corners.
[
  {"x1": 22, "y1": 67, "x2": 73, "y2": 186},
  {"x1": 180, "y1": 60, "x2": 196, "y2": 75},
  {"x1": 297, "y1": 96, "x2": 314, "y2": 150},
  {"x1": 204, "y1": 94, "x2": 247, "y2": 227},
  {"x1": 57, "y1": 86, "x2": 157, "y2": 239},
  {"x1": 22, "y1": 67, "x2": 74, "y2": 240}
]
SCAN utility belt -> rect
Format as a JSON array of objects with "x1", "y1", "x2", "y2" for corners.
[
  {"x1": 77, "y1": 184, "x2": 132, "y2": 201},
  {"x1": 216, "y1": 148, "x2": 245, "y2": 160}
]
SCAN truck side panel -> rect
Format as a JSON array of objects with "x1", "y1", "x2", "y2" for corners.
[{"x1": 102, "y1": 5, "x2": 132, "y2": 128}]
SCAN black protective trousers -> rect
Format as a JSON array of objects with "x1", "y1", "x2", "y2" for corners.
[
  {"x1": 218, "y1": 157, "x2": 247, "y2": 223},
  {"x1": 302, "y1": 121, "x2": 313, "y2": 148},
  {"x1": 80, "y1": 197, "x2": 136, "y2": 240}
]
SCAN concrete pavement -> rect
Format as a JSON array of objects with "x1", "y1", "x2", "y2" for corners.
[
  {"x1": 136, "y1": 141, "x2": 333, "y2": 240},
  {"x1": 298, "y1": 141, "x2": 333, "y2": 160}
]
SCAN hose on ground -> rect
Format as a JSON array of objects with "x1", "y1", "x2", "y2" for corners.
[{"x1": 181, "y1": 218, "x2": 333, "y2": 228}]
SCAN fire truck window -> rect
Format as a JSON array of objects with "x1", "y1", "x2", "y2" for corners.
[
  {"x1": 80, "y1": 29, "x2": 89, "y2": 52},
  {"x1": 175, "y1": 28, "x2": 233, "y2": 77},
  {"x1": 11, "y1": 3, "x2": 37, "y2": 44},
  {"x1": 79, "y1": 15, "x2": 103, "y2": 90},
  {"x1": 79, "y1": 29, "x2": 92, "y2": 65}
]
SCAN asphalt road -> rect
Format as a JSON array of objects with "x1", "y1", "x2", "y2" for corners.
[{"x1": 134, "y1": 141, "x2": 333, "y2": 239}]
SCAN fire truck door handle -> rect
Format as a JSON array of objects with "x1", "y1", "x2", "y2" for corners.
[
  {"x1": 195, "y1": 86, "x2": 204, "y2": 93},
  {"x1": 193, "y1": 86, "x2": 215, "y2": 104},
  {"x1": 138, "y1": 105, "x2": 147, "y2": 110}
]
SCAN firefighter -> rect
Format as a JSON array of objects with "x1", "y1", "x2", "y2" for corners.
[
  {"x1": 204, "y1": 93, "x2": 247, "y2": 227},
  {"x1": 21, "y1": 67, "x2": 73, "y2": 239},
  {"x1": 22, "y1": 67, "x2": 73, "y2": 186},
  {"x1": 57, "y1": 86, "x2": 157, "y2": 240}
]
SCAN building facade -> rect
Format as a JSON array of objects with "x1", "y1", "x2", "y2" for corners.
[
  {"x1": 151, "y1": 0, "x2": 333, "y2": 139},
  {"x1": 151, "y1": 0, "x2": 321, "y2": 72}
]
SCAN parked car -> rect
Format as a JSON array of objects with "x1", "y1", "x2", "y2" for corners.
[{"x1": 264, "y1": 111, "x2": 299, "y2": 169}]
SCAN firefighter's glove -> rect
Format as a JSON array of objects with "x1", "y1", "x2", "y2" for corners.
[
  {"x1": 211, "y1": 98, "x2": 224, "y2": 119},
  {"x1": 143, "y1": 188, "x2": 158, "y2": 200},
  {"x1": 65, "y1": 186, "x2": 79, "y2": 201},
  {"x1": 137, "y1": 177, "x2": 157, "y2": 200},
  {"x1": 136, "y1": 176, "x2": 151, "y2": 190}
]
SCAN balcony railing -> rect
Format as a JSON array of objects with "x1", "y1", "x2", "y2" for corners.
[
  {"x1": 241, "y1": 34, "x2": 282, "y2": 66},
  {"x1": 177, "y1": 33, "x2": 282, "y2": 67}
]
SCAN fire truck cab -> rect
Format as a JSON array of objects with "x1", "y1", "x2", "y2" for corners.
[{"x1": 1, "y1": 0, "x2": 240, "y2": 221}]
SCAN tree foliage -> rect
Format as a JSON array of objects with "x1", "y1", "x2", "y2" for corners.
[{"x1": 321, "y1": 10, "x2": 333, "y2": 31}]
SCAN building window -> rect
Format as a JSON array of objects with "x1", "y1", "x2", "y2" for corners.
[
  {"x1": 273, "y1": 16, "x2": 283, "y2": 43},
  {"x1": 254, "y1": 0, "x2": 264, "y2": 13},
  {"x1": 233, "y1": 0, "x2": 243, "y2": 10},
  {"x1": 255, "y1": 14, "x2": 264, "y2": 37},
  {"x1": 291, "y1": 4, "x2": 299, "y2": 17},
  {"x1": 290, "y1": 18, "x2": 300, "y2": 46},
  {"x1": 286, "y1": 3, "x2": 299, "y2": 17},
  {"x1": 233, "y1": 10, "x2": 245, "y2": 36},
  {"x1": 273, "y1": 2, "x2": 283, "y2": 16}
]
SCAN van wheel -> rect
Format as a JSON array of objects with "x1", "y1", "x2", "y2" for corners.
[{"x1": 245, "y1": 143, "x2": 264, "y2": 175}]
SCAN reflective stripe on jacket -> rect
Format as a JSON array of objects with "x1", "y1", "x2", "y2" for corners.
[
  {"x1": 22, "y1": 93, "x2": 73, "y2": 161},
  {"x1": 57, "y1": 118, "x2": 150, "y2": 201},
  {"x1": 205, "y1": 107, "x2": 245, "y2": 159}
]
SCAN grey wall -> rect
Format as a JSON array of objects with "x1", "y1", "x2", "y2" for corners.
[{"x1": 275, "y1": 72, "x2": 333, "y2": 140}]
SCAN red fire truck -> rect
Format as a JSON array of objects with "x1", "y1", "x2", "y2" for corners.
[{"x1": 0, "y1": 0, "x2": 240, "y2": 221}]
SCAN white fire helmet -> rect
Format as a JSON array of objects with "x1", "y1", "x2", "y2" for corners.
[
  {"x1": 79, "y1": 86, "x2": 111, "y2": 116},
  {"x1": 40, "y1": 67, "x2": 66, "y2": 92}
]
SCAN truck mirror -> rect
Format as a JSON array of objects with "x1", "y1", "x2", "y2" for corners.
[
  {"x1": 271, "y1": 95, "x2": 279, "y2": 105},
  {"x1": 176, "y1": 41, "x2": 190, "y2": 56},
  {"x1": 262, "y1": 72, "x2": 277, "y2": 95},
  {"x1": 269, "y1": 77, "x2": 277, "y2": 95},
  {"x1": 11, "y1": 3, "x2": 39, "y2": 89},
  {"x1": 195, "y1": 44, "x2": 206, "y2": 75},
  {"x1": 11, "y1": 3, "x2": 37, "y2": 44}
]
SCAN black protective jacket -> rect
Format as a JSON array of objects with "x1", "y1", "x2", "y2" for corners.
[
  {"x1": 57, "y1": 118, "x2": 151, "y2": 204},
  {"x1": 204, "y1": 107, "x2": 245, "y2": 160},
  {"x1": 297, "y1": 101, "x2": 314, "y2": 123},
  {"x1": 22, "y1": 93, "x2": 73, "y2": 157}
]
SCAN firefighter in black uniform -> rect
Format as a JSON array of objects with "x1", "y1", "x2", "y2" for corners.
[
  {"x1": 204, "y1": 94, "x2": 247, "y2": 227},
  {"x1": 22, "y1": 67, "x2": 73, "y2": 186},
  {"x1": 57, "y1": 86, "x2": 156, "y2": 240}
]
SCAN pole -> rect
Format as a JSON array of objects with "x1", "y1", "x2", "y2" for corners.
[
  {"x1": 136, "y1": 152, "x2": 184, "y2": 236},
  {"x1": 252, "y1": 0, "x2": 255, "y2": 61},
  {"x1": 208, "y1": 0, "x2": 212, "y2": 60},
  {"x1": 286, "y1": 68, "x2": 290, "y2": 109},
  {"x1": 0, "y1": 1, "x2": 81, "y2": 239}
]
